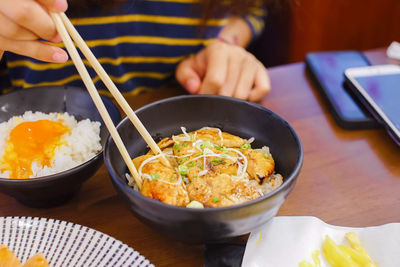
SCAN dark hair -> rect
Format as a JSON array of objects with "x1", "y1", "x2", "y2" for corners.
[{"x1": 66, "y1": 0, "x2": 276, "y2": 18}]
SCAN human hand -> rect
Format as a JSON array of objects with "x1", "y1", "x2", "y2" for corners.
[
  {"x1": 175, "y1": 40, "x2": 271, "y2": 102},
  {"x1": 0, "y1": 0, "x2": 69, "y2": 63}
]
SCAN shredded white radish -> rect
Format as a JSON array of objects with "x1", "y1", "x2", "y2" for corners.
[
  {"x1": 181, "y1": 126, "x2": 190, "y2": 138},
  {"x1": 174, "y1": 152, "x2": 195, "y2": 159},
  {"x1": 199, "y1": 127, "x2": 224, "y2": 145},
  {"x1": 225, "y1": 148, "x2": 248, "y2": 179},
  {"x1": 125, "y1": 173, "x2": 134, "y2": 186},
  {"x1": 171, "y1": 126, "x2": 197, "y2": 142},
  {"x1": 138, "y1": 153, "x2": 182, "y2": 185},
  {"x1": 257, "y1": 146, "x2": 271, "y2": 157},
  {"x1": 198, "y1": 170, "x2": 208, "y2": 176},
  {"x1": 192, "y1": 139, "x2": 205, "y2": 150}
]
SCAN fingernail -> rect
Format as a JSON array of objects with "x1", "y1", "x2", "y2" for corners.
[
  {"x1": 52, "y1": 51, "x2": 68, "y2": 63},
  {"x1": 186, "y1": 78, "x2": 199, "y2": 93},
  {"x1": 54, "y1": 0, "x2": 68, "y2": 12},
  {"x1": 50, "y1": 34, "x2": 62, "y2": 43}
]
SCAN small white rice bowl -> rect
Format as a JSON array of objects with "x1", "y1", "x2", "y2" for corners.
[{"x1": 0, "y1": 111, "x2": 101, "y2": 178}]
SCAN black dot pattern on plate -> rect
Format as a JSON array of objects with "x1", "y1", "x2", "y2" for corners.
[{"x1": 0, "y1": 217, "x2": 153, "y2": 267}]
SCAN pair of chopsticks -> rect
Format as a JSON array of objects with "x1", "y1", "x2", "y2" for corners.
[{"x1": 50, "y1": 12, "x2": 171, "y2": 190}]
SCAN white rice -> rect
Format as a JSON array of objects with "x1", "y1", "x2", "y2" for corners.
[{"x1": 0, "y1": 111, "x2": 101, "y2": 178}]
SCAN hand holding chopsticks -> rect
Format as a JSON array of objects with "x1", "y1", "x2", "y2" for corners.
[{"x1": 50, "y1": 12, "x2": 171, "y2": 189}]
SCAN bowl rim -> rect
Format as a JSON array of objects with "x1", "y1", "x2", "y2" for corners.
[
  {"x1": 0, "y1": 86, "x2": 120, "y2": 183},
  {"x1": 105, "y1": 94, "x2": 304, "y2": 212}
]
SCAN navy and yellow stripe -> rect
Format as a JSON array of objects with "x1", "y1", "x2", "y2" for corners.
[{"x1": 0, "y1": 0, "x2": 266, "y2": 94}]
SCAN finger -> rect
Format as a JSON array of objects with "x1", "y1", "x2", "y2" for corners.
[
  {"x1": 199, "y1": 43, "x2": 229, "y2": 95},
  {"x1": 1, "y1": 36, "x2": 68, "y2": 63},
  {"x1": 0, "y1": 0, "x2": 57, "y2": 41},
  {"x1": 233, "y1": 56, "x2": 258, "y2": 100},
  {"x1": 49, "y1": 34, "x2": 62, "y2": 43},
  {"x1": 249, "y1": 66, "x2": 271, "y2": 102},
  {"x1": 37, "y1": 0, "x2": 68, "y2": 12},
  {"x1": 175, "y1": 55, "x2": 202, "y2": 94},
  {"x1": 0, "y1": 12, "x2": 37, "y2": 41},
  {"x1": 192, "y1": 49, "x2": 207, "y2": 80},
  {"x1": 218, "y1": 50, "x2": 244, "y2": 97}
]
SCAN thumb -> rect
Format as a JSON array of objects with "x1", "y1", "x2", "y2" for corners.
[{"x1": 175, "y1": 56, "x2": 202, "y2": 94}]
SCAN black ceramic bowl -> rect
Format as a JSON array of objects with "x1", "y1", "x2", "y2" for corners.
[
  {"x1": 0, "y1": 86, "x2": 121, "y2": 208},
  {"x1": 104, "y1": 95, "x2": 302, "y2": 242}
]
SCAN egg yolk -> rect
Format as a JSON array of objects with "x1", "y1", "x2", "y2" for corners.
[{"x1": 0, "y1": 120, "x2": 70, "y2": 179}]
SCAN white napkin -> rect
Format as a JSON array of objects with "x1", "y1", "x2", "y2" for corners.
[{"x1": 387, "y1": 41, "x2": 400, "y2": 60}]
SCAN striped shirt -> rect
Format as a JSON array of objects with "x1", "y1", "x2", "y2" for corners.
[{"x1": 0, "y1": 0, "x2": 266, "y2": 96}]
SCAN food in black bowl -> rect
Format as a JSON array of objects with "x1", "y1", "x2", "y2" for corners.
[
  {"x1": 104, "y1": 95, "x2": 303, "y2": 242},
  {"x1": 0, "y1": 86, "x2": 121, "y2": 207}
]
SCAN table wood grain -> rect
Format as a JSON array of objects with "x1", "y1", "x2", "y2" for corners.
[{"x1": 0, "y1": 49, "x2": 398, "y2": 266}]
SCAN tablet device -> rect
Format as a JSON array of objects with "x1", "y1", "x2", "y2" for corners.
[
  {"x1": 305, "y1": 51, "x2": 378, "y2": 129},
  {"x1": 345, "y1": 64, "x2": 400, "y2": 146}
]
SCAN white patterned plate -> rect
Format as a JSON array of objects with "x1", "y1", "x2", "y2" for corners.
[{"x1": 0, "y1": 217, "x2": 154, "y2": 267}]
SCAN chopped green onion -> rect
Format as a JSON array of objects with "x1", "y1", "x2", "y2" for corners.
[
  {"x1": 197, "y1": 162, "x2": 203, "y2": 169},
  {"x1": 170, "y1": 173, "x2": 177, "y2": 181},
  {"x1": 214, "y1": 145, "x2": 225, "y2": 151},
  {"x1": 200, "y1": 141, "x2": 213, "y2": 149},
  {"x1": 178, "y1": 165, "x2": 189, "y2": 175},
  {"x1": 189, "y1": 133, "x2": 195, "y2": 141},
  {"x1": 211, "y1": 158, "x2": 224, "y2": 166},
  {"x1": 150, "y1": 173, "x2": 160, "y2": 179},
  {"x1": 240, "y1": 143, "x2": 251, "y2": 149},
  {"x1": 179, "y1": 157, "x2": 188, "y2": 164},
  {"x1": 212, "y1": 197, "x2": 220, "y2": 203},
  {"x1": 173, "y1": 143, "x2": 180, "y2": 150},
  {"x1": 224, "y1": 151, "x2": 230, "y2": 155},
  {"x1": 182, "y1": 142, "x2": 188, "y2": 147},
  {"x1": 187, "y1": 161, "x2": 194, "y2": 167},
  {"x1": 195, "y1": 152, "x2": 203, "y2": 157},
  {"x1": 193, "y1": 175, "x2": 198, "y2": 179},
  {"x1": 183, "y1": 176, "x2": 188, "y2": 183},
  {"x1": 263, "y1": 153, "x2": 270, "y2": 158}
]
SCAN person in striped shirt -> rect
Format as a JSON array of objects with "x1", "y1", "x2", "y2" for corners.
[{"x1": 0, "y1": 0, "x2": 271, "y2": 101}]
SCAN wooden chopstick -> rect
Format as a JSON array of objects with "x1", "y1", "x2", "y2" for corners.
[
  {"x1": 58, "y1": 12, "x2": 171, "y2": 168},
  {"x1": 50, "y1": 12, "x2": 143, "y2": 189}
]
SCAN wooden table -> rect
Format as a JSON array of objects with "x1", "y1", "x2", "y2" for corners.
[{"x1": 0, "y1": 49, "x2": 399, "y2": 266}]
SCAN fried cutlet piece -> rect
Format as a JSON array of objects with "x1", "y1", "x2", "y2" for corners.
[
  {"x1": 171, "y1": 128, "x2": 247, "y2": 149},
  {"x1": 187, "y1": 173, "x2": 262, "y2": 207},
  {"x1": 0, "y1": 245, "x2": 22, "y2": 267},
  {"x1": 177, "y1": 148, "x2": 239, "y2": 182},
  {"x1": 23, "y1": 253, "x2": 49, "y2": 267},
  {"x1": 242, "y1": 149, "x2": 275, "y2": 183},
  {"x1": 156, "y1": 137, "x2": 175, "y2": 150},
  {"x1": 133, "y1": 155, "x2": 190, "y2": 206},
  {"x1": 193, "y1": 128, "x2": 247, "y2": 148}
]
